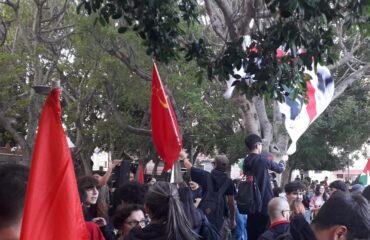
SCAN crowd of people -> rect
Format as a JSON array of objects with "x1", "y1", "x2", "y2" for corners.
[{"x1": 1, "y1": 133, "x2": 370, "y2": 240}]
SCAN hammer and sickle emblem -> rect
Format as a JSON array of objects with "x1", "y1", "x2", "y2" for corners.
[{"x1": 154, "y1": 87, "x2": 169, "y2": 109}]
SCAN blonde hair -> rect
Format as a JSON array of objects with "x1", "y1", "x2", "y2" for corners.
[{"x1": 290, "y1": 199, "x2": 306, "y2": 219}]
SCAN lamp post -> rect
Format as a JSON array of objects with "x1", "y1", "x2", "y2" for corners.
[{"x1": 345, "y1": 151, "x2": 350, "y2": 182}]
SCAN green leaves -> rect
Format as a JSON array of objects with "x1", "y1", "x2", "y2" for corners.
[{"x1": 76, "y1": 0, "x2": 370, "y2": 100}]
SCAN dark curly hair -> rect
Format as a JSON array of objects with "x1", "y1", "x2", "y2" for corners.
[{"x1": 112, "y1": 204, "x2": 144, "y2": 229}]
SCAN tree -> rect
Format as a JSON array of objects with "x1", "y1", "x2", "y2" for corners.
[
  {"x1": 0, "y1": 0, "x2": 74, "y2": 163},
  {"x1": 77, "y1": 0, "x2": 370, "y2": 184}
]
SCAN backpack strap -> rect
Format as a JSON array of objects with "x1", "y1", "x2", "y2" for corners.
[{"x1": 206, "y1": 173, "x2": 230, "y2": 195}]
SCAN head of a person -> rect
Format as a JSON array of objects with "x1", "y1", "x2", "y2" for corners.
[
  {"x1": 129, "y1": 172, "x2": 135, "y2": 182},
  {"x1": 115, "y1": 181, "x2": 148, "y2": 206},
  {"x1": 145, "y1": 181, "x2": 196, "y2": 239},
  {"x1": 214, "y1": 155, "x2": 229, "y2": 172},
  {"x1": 284, "y1": 181, "x2": 305, "y2": 204},
  {"x1": 267, "y1": 197, "x2": 291, "y2": 222},
  {"x1": 329, "y1": 180, "x2": 348, "y2": 193},
  {"x1": 92, "y1": 170, "x2": 105, "y2": 182},
  {"x1": 147, "y1": 177, "x2": 157, "y2": 186},
  {"x1": 0, "y1": 164, "x2": 29, "y2": 240},
  {"x1": 312, "y1": 191, "x2": 370, "y2": 240},
  {"x1": 362, "y1": 185, "x2": 370, "y2": 203},
  {"x1": 290, "y1": 199, "x2": 306, "y2": 219},
  {"x1": 188, "y1": 180, "x2": 199, "y2": 190},
  {"x1": 113, "y1": 204, "x2": 145, "y2": 237},
  {"x1": 350, "y1": 184, "x2": 364, "y2": 194},
  {"x1": 78, "y1": 176, "x2": 100, "y2": 206},
  {"x1": 315, "y1": 184, "x2": 325, "y2": 196},
  {"x1": 244, "y1": 134, "x2": 263, "y2": 153}
]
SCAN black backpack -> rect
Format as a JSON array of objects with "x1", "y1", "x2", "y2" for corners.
[
  {"x1": 236, "y1": 160, "x2": 262, "y2": 215},
  {"x1": 199, "y1": 174, "x2": 230, "y2": 231}
]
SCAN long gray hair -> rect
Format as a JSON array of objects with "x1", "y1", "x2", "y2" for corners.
[{"x1": 145, "y1": 181, "x2": 198, "y2": 240}]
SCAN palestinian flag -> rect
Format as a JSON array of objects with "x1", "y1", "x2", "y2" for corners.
[{"x1": 359, "y1": 158, "x2": 370, "y2": 186}]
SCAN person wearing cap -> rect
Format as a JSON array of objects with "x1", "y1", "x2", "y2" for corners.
[
  {"x1": 350, "y1": 183, "x2": 364, "y2": 194},
  {"x1": 243, "y1": 133, "x2": 285, "y2": 240},
  {"x1": 182, "y1": 150, "x2": 236, "y2": 237}
]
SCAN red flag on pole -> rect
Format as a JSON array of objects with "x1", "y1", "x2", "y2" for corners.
[
  {"x1": 137, "y1": 163, "x2": 145, "y2": 184},
  {"x1": 151, "y1": 62, "x2": 182, "y2": 171},
  {"x1": 21, "y1": 89, "x2": 88, "y2": 240}
]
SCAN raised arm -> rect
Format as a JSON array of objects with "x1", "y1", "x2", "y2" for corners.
[{"x1": 99, "y1": 159, "x2": 122, "y2": 186}]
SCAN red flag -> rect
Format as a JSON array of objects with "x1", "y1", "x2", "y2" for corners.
[
  {"x1": 151, "y1": 62, "x2": 182, "y2": 171},
  {"x1": 21, "y1": 89, "x2": 88, "y2": 240},
  {"x1": 137, "y1": 163, "x2": 144, "y2": 184}
]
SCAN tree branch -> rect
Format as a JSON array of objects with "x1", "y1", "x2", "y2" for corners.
[
  {"x1": 253, "y1": 96, "x2": 272, "y2": 143},
  {"x1": 204, "y1": 0, "x2": 227, "y2": 41},
  {"x1": 333, "y1": 63, "x2": 370, "y2": 100},
  {"x1": 0, "y1": 109, "x2": 31, "y2": 154},
  {"x1": 213, "y1": 0, "x2": 238, "y2": 39}
]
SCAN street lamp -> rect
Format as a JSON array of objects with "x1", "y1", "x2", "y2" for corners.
[{"x1": 345, "y1": 151, "x2": 350, "y2": 182}]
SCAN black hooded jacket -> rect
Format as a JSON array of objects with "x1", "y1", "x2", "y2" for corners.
[
  {"x1": 243, "y1": 152, "x2": 284, "y2": 212},
  {"x1": 191, "y1": 167, "x2": 236, "y2": 217}
]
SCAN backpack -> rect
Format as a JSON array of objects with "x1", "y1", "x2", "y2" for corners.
[
  {"x1": 260, "y1": 231, "x2": 293, "y2": 240},
  {"x1": 236, "y1": 160, "x2": 262, "y2": 215},
  {"x1": 199, "y1": 174, "x2": 230, "y2": 231},
  {"x1": 198, "y1": 211, "x2": 221, "y2": 240}
]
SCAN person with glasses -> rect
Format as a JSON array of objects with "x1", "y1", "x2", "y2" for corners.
[
  {"x1": 258, "y1": 197, "x2": 291, "y2": 240},
  {"x1": 113, "y1": 204, "x2": 146, "y2": 239}
]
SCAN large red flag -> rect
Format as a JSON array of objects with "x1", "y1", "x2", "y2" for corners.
[
  {"x1": 21, "y1": 89, "x2": 88, "y2": 240},
  {"x1": 151, "y1": 62, "x2": 182, "y2": 171}
]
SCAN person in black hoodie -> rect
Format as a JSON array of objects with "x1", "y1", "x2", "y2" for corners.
[
  {"x1": 243, "y1": 134, "x2": 285, "y2": 240},
  {"x1": 183, "y1": 151, "x2": 236, "y2": 237}
]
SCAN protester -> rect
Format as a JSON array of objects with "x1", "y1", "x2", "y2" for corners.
[
  {"x1": 178, "y1": 187, "x2": 203, "y2": 234},
  {"x1": 0, "y1": 164, "x2": 29, "y2": 240},
  {"x1": 258, "y1": 197, "x2": 290, "y2": 240},
  {"x1": 289, "y1": 200, "x2": 316, "y2": 240},
  {"x1": 350, "y1": 183, "x2": 364, "y2": 194},
  {"x1": 127, "y1": 181, "x2": 198, "y2": 240},
  {"x1": 189, "y1": 180, "x2": 202, "y2": 207},
  {"x1": 243, "y1": 134, "x2": 285, "y2": 240},
  {"x1": 183, "y1": 151, "x2": 236, "y2": 237},
  {"x1": 284, "y1": 181, "x2": 304, "y2": 205},
  {"x1": 328, "y1": 180, "x2": 348, "y2": 193},
  {"x1": 110, "y1": 181, "x2": 148, "y2": 217},
  {"x1": 113, "y1": 204, "x2": 146, "y2": 239},
  {"x1": 147, "y1": 177, "x2": 157, "y2": 186},
  {"x1": 93, "y1": 159, "x2": 122, "y2": 207},
  {"x1": 78, "y1": 176, "x2": 115, "y2": 240},
  {"x1": 309, "y1": 184, "x2": 328, "y2": 218},
  {"x1": 311, "y1": 191, "x2": 370, "y2": 240}
]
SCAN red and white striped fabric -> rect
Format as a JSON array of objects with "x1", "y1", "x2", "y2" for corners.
[{"x1": 279, "y1": 64, "x2": 334, "y2": 154}]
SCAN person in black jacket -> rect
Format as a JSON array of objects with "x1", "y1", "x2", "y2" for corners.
[
  {"x1": 258, "y1": 197, "x2": 291, "y2": 240},
  {"x1": 243, "y1": 134, "x2": 285, "y2": 240}
]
